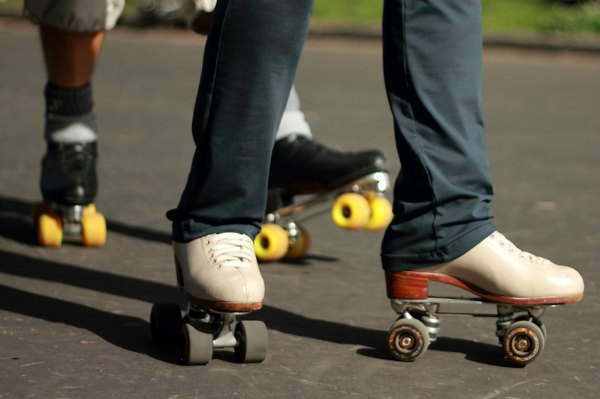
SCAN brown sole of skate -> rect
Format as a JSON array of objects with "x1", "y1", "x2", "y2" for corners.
[
  {"x1": 187, "y1": 295, "x2": 263, "y2": 313},
  {"x1": 386, "y1": 270, "x2": 583, "y2": 306}
]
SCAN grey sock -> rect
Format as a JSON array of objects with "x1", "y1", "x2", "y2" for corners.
[{"x1": 44, "y1": 83, "x2": 98, "y2": 143}]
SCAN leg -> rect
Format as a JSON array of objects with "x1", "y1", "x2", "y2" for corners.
[
  {"x1": 180, "y1": 3, "x2": 387, "y2": 208},
  {"x1": 38, "y1": 26, "x2": 103, "y2": 204},
  {"x1": 40, "y1": 25, "x2": 104, "y2": 205},
  {"x1": 167, "y1": 0, "x2": 314, "y2": 310},
  {"x1": 27, "y1": 0, "x2": 124, "y2": 246},
  {"x1": 269, "y1": 85, "x2": 387, "y2": 194},
  {"x1": 381, "y1": 0, "x2": 494, "y2": 269},
  {"x1": 180, "y1": 0, "x2": 216, "y2": 34},
  {"x1": 275, "y1": 85, "x2": 313, "y2": 140},
  {"x1": 40, "y1": 25, "x2": 104, "y2": 88},
  {"x1": 381, "y1": 0, "x2": 582, "y2": 302}
]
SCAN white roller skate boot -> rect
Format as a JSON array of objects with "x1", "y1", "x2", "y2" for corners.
[{"x1": 151, "y1": 233, "x2": 267, "y2": 364}]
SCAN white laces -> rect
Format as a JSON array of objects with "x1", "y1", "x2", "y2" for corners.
[
  {"x1": 206, "y1": 233, "x2": 255, "y2": 268},
  {"x1": 490, "y1": 232, "x2": 550, "y2": 265}
]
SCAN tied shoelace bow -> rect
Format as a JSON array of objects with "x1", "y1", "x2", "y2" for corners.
[
  {"x1": 490, "y1": 232, "x2": 550, "y2": 265},
  {"x1": 207, "y1": 233, "x2": 255, "y2": 268}
]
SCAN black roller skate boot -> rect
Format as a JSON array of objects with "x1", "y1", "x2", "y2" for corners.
[
  {"x1": 34, "y1": 141, "x2": 106, "y2": 247},
  {"x1": 254, "y1": 135, "x2": 393, "y2": 262}
]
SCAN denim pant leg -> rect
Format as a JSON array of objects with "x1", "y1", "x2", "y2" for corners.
[
  {"x1": 168, "y1": 0, "x2": 314, "y2": 242},
  {"x1": 381, "y1": 0, "x2": 496, "y2": 270}
]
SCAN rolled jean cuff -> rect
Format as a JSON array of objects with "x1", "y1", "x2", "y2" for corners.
[
  {"x1": 171, "y1": 219, "x2": 261, "y2": 243},
  {"x1": 381, "y1": 222, "x2": 496, "y2": 271}
]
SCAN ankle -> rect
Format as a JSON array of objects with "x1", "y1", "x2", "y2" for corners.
[{"x1": 44, "y1": 82, "x2": 97, "y2": 143}]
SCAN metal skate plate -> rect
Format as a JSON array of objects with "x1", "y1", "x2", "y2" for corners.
[
  {"x1": 186, "y1": 304, "x2": 246, "y2": 349},
  {"x1": 53, "y1": 203, "x2": 84, "y2": 239},
  {"x1": 391, "y1": 297, "x2": 559, "y2": 318}
]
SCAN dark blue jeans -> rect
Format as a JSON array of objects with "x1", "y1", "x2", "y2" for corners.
[
  {"x1": 168, "y1": 0, "x2": 315, "y2": 240},
  {"x1": 169, "y1": 0, "x2": 496, "y2": 271}
]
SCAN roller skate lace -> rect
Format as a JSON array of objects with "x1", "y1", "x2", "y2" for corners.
[
  {"x1": 206, "y1": 233, "x2": 255, "y2": 269},
  {"x1": 490, "y1": 232, "x2": 550, "y2": 265}
]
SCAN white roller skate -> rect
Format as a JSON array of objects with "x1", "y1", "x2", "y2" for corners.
[{"x1": 150, "y1": 233, "x2": 268, "y2": 364}]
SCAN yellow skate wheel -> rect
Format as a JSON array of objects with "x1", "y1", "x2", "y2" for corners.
[
  {"x1": 38, "y1": 213, "x2": 63, "y2": 247},
  {"x1": 285, "y1": 226, "x2": 311, "y2": 260},
  {"x1": 331, "y1": 193, "x2": 370, "y2": 230},
  {"x1": 32, "y1": 202, "x2": 52, "y2": 230},
  {"x1": 364, "y1": 196, "x2": 393, "y2": 231},
  {"x1": 82, "y1": 212, "x2": 107, "y2": 247},
  {"x1": 82, "y1": 203, "x2": 97, "y2": 217},
  {"x1": 254, "y1": 224, "x2": 289, "y2": 262}
]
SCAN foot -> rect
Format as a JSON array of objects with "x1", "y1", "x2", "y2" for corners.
[
  {"x1": 173, "y1": 233, "x2": 265, "y2": 312},
  {"x1": 386, "y1": 232, "x2": 584, "y2": 305},
  {"x1": 40, "y1": 141, "x2": 98, "y2": 205},
  {"x1": 269, "y1": 135, "x2": 387, "y2": 194}
]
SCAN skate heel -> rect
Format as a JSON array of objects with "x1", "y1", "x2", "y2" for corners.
[{"x1": 385, "y1": 271, "x2": 429, "y2": 300}]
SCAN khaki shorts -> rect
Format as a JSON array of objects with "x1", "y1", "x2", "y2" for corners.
[{"x1": 24, "y1": 0, "x2": 126, "y2": 32}]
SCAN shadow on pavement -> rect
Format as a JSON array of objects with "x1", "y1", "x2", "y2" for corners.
[
  {"x1": 0, "y1": 196, "x2": 37, "y2": 246},
  {"x1": 0, "y1": 283, "x2": 181, "y2": 364},
  {"x1": 0, "y1": 195, "x2": 171, "y2": 246},
  {"x1": 429, "y1": 337, "x2": 510, "y2": 367},
  {"x1": 0, "y1": 195, "x2": 336, "y2": 263},
  {"x1": 0, "y1": 195, "x2": 515, "y2": 366}
]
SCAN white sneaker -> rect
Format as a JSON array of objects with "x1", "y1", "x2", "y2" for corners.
[{"x1": 174, "y1": 233, "x2": 265, "y2": 312}]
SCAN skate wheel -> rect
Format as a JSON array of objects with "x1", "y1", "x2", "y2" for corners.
[
  {"x1": 254, "y1": 224, "x2": 289, "y2": 262},
  {"x1": 81, "y1": 212, "x2": 106, "y2": 247},
  {"x1": 502, "y1": 320, "x2": 545, "y2": 366},
  {"x1": 517, "y1": 316, "x2": 547, "y2": 340},
  {"x1": 234, "y1": 320, "x2": 268, "y2": 363},
  {"x1": 388, "y1": 318, "x2": 430, "y2": 362},
  {"x1": 331, "y1": 193, "x2": 370, "y2": 230},
  {"x1": 82, "y1": 203, "x2": 97, "y2": 217},
  {"x1": 180, "y1": 323, "x2": 213, "y2": 365},
  {"x1": 285, "y1": 225, "x2": 310, "y2": 260},
  {"x1": 32, "y1": 202, "x2": 52, "y2": 230},
  {"x1": 150, "y1": 303, "x2": 183, "y2": 345},
  {"x1": 38, "y1": 213, "x2": 63, "y2": 247},
  {"x1": 364, "y1": 195, "x2": 393, "y2": 231}
]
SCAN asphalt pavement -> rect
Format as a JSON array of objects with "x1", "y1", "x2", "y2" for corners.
[{"x1": 1, "y1": 19, "x2": 599, "y2": 399}]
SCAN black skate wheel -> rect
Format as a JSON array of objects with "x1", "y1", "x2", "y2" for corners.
[
  {"x1": 150, "y1": 303, "x2": 182, "y2": 345},
  {"x1": 180, "y1": 323, "x2": 213, "y2": 365},
  {"x1": 502, "y1": 320, "x2": 545, "y2": 366},
  {"x1": 234, "y1": 320, "x2": 268, "y2": 363},
  {"x1": 387, "y1": 318, "x2": 430, "y2": 362}
]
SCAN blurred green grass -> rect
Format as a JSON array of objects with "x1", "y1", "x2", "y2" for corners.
[
  {"x1": 2, "y1": 0, "x2": 599, "y2": 36},
  {"x1": 311, "y1": 0, "x2": 600, "y2": 36}
]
